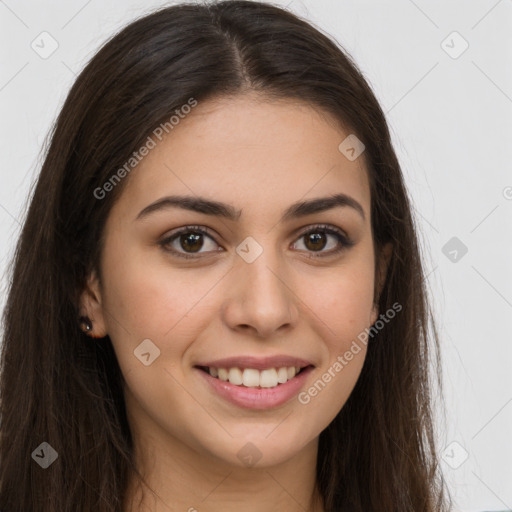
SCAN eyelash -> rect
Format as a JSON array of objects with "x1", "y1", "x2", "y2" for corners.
[{"x1": 158, "y1": 224, "x2": 354, "y2": 260}]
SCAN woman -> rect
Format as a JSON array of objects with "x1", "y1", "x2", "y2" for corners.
[{"x1": 0, "y1": 1, "x2": 452, "y2": 510}]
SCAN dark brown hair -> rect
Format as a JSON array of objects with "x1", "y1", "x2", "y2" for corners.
[{"x1": 0, "y1": 1, "x2": 451, "y2": 510}]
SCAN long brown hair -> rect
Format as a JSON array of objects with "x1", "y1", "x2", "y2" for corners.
[{"x1": 0, "y1": 1, "x2": 452, "y2": 510}]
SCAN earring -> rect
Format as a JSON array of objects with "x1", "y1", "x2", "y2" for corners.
[
  {"x1": 79, "y1": 315, "x2": 93, "y2": 333},
  {"x1": 79, "y1": 315, "x2": 106, "y2": 339}
]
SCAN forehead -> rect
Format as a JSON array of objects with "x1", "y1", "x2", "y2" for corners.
[{"x1": 112, "y1": 94, "x2": 371, "y2": 221}]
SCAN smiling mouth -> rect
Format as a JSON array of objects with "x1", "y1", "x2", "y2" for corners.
[{"x1": 195, "y1": 365, "x2": 313, "y2": 389}]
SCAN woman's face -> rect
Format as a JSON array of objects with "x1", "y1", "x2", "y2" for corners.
[{"x1": 81, "y1": 93, "x2": 390, "y2": 469}]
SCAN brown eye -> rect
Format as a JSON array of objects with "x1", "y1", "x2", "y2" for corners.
[
  {"x1": 292, "y1": 225, "x2": 354, "y2": 258},
  {"x1": 303, "y1": 232, "x2": 328, "y2": 252},
  {"x1": 159, "y1": 224, "x2": 354, "y2": 261},
  {"x1": 179, "y1": 232, "x2": 204, "y2": 252},
  {"x1": 159, "y1": 226, "x2": 220, "y2": 259}
]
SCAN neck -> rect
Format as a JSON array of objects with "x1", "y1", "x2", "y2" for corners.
[{"x1": 123, "y1": 423, "x2": 325, "y2": 512}]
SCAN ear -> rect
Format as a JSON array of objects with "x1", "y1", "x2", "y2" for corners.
[
  {"x1": 78, "y1": 269, "x2": 108, "y2": 337},
  {"x1": 370, "y1": 242, "x2": 393, "y2": 325}
]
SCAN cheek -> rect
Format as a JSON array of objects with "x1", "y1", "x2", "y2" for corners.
[
  {"x1": 298, "y1": 261, "x2": 375, "y2": 347},
  {"x1": 297, "y1": 341, "x2": 367, "y2": 433},
  {"x1": 293, "y1": 267, "x2": 373, "y2": 427},
  {"x1": 100, "y1": 247, "x2": 217, "y2": 369}
]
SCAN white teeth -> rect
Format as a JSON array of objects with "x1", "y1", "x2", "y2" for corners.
[
  {"x1": 242, "y1": 368, "x2": 260, "y2": 387},
  {"x1": 276, "y1": 367, "x2": 288, "y2": 384},
  {"x1": 259, "y1": 369, "x2": 278, "y2": 388},
  {"x1": 228, "y1": 367, "x2": 243, "y2": 385},
  {"x1": 206, "y1": 365, "x2": 303, "y2": 388}
]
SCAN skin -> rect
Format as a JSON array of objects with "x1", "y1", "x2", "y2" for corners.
[{"x1": 80, "y1": 92, "x2": 392, "y2": 512}]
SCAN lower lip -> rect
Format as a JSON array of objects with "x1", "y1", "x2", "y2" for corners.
[{"x1": 195, "y1": 366, "x2": 314, "y2": 410}]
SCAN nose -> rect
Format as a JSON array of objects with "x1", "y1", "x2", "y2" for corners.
[{"x1": 221, "y1": 249, "x2": 299, "y2": 338}]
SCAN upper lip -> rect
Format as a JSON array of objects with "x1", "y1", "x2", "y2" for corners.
[{"x1": 195, "y1": 355, "x2": 314, "y2": 371}]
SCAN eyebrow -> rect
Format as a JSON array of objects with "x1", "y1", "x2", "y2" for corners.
[{"x1": 135, "y1": 193, "x2": 366, "y2": 223}]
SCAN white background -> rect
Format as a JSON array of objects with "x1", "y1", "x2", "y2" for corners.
[{"x1": 1, "y1": 1, "x2": 511, "y2": 510}]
